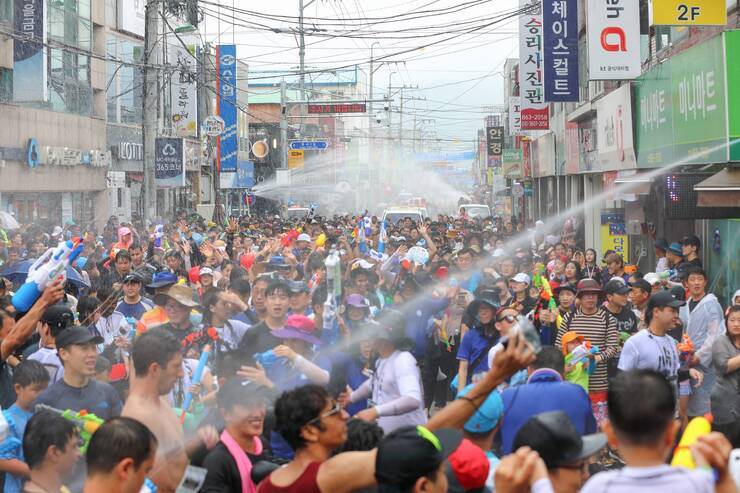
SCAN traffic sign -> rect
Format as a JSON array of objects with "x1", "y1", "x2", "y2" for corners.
[
  {"x1": 202, "y1": 115, "x2": 225, "y2": 137},
  {"x1": 290, "y1": 140, "x2": 328, "y2": 150}
]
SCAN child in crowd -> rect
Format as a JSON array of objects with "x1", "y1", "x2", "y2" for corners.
[
  {"x1": 0, "y1": 360, "x2": 50, "y2": 493},
  {"x1": 94, "y1": 355, "x2": 112, "y2": 383},
  {"x1": 561, "y1": 331, "x2": 595, "y2": 392},
  {"x1": 580, "y1": 370, "x2": 737, "y2": 493}
]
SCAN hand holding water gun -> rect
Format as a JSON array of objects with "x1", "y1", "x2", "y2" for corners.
[
  {"x1": 35, "y1": 404, "x2": 102, "y2": 453},
  {"x1": 152, "y1": 224, "x2": 164, "y2": 248},
  {"x1": 677, "y1": 333, "x2": 695, "y2": 363},
  {"x1": 567, "y1": 341, "x2": 599, "y2": 365},
  {"x1": 179, "y1": 344, "x2": 211, "y2": 424},
  {"x1": 12, "y1": 238, "x2": 84, "y2": 312}
]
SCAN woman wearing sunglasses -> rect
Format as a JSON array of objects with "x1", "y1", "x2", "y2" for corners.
[{"x1": 486, "y1": 307, "x2": 523, "y2": 373}]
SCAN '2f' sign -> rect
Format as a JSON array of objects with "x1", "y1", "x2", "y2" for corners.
[{"x1": 652, "y1": 0, "x2": 727, "y2": 26}]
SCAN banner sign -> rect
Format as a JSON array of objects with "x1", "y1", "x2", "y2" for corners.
[
  {"x1": 216, "y1": 44, "x2": 238, "y2": 172},
  {"x1": 596, "y1": 83, "x2": 637, "y2": 171},
  {"x1": 519, "y1": 0, "x2": 549, "y2": 129},
  {"x1": 508, "y1": 96, "x2": 521, "y2": 134},
  {"x1": 220, "y1": 160, "x2": 255, "y2": 189},
  {"x1": 543, "y1": 0, "x2": 579, "y2": 101},
  {"x1": 307, "y1": 103, "x2": 366, "y2": 114},
  {"x1": 14, "y1": 0, "x2": 46, "y2": 102},
  {"x1": 169, "y1": 42, "x2": 198, "y2": 137},
  {"x1": 155, "y1": 138, "x2": 185, "y2": 188},
  {"x1": 117, "y1": 0, "x2": 145, "y2": 37},
  {"x1": 635, "y1": 34, "x2": 727, "y2": 167},
  {"x1": 587, "y1": 0, "x2": 641, "y2": 80},
  {"x1": 652, "y1": 0, "x2": 727, "y2": 25},
  {"x1": 486, "y1": 126, "x2": 504, "y2": 167},
  {"x1": 502, "y1": 149, "x2": 523, "y2": 178}
]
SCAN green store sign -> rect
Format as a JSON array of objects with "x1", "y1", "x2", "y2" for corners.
[{"x1": 636, "y1": 33, "x2": 733, "y2": 167}]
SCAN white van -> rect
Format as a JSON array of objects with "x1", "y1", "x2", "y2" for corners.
[
  {"x1": 381, "y1": 207, "x2": 428, "y2": 225},
  {"x1": 458, "y1": 204, "x2": 491, "y2": 218}
]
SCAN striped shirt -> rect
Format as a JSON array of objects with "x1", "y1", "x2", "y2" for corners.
[{"x1": 556, "y1": 308, "x2": 618, "y2": 392}]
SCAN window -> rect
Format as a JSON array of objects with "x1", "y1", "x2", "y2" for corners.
[
  {"x1": 0, "y1": 0, "x2": 11, "y2": 23},
  {"x1": 106, "y1": 35, "x2": 144, "y2": 124},
  {"x1": 46, "y1": 0, "x2": 93, "y2": 115},
  {"x1": 0, "y1": 68, "x2": 11, "y2": 102}
]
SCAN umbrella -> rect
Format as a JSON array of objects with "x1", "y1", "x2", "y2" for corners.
[
  {"x1": 0, "y1": 260, "x2": 90, "y2": 289},
  {"x1": 0, "y1": 212, "x2": 20, "y2": 230}
]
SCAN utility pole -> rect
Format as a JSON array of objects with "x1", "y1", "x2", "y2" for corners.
[
  {"x1": 298, "y1": 0, "x2": 316, "y2": 135},
  {"x1": 280, "y1": 79, "x2": 288, "y2": 169},
  {"x1": 142, "y1": 0, "x2": 159, "y2": 223}
]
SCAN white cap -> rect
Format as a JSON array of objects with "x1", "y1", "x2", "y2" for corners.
[
  {"x1": 492, "y1": 248, "x2": 505, "y2": 258},
  {"x1": 199, "y1": 267, "x2": 214, "y2": 276},
  {"x1": 297, "y1": 233, "x2": 311, "y2": 242},
  {"x1": 51, "y1": 226, "x2": 63, "y2": 237},
  {"x1": 644, "y1": 272, "x2": 660, "y2": 285},
  {"x1": 512, "y1": 273, "x2": 531, "y2": 285}
]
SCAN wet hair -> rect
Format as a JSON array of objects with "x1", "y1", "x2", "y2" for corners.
[
  {"x1": 217, "y1": 350, "x2": 251, "y2": 377},
  {"x1": 265, "y1": 280, "x2": 290, "y2": 298},
  {"x1": 12, "y1": 359, "x2": 50, "y2": 387},
  {"x1": 115, "y1": 250, "x2": 131, "y2": 262},
  {"x1": 131, "y1": 328, "x2": 181, "y2": 377},
  {"x1": 564, "y1": 261, "x2": 582, "y2": 281},
  {"x1": 23, "y1": 410, "x2": 77, "y2": 469},
  {"x1": 129, "y1": 242, "x2": 143, "y2": 252},
  {"x1": 230, "y1": 277, "x2": 251, "y2": 298},
  {"x1": 274, "y1": 385, "x2": 330, "y2": 451},
  {"x1": 86, "y1": 417, "x2": 157, "y2": 475},
  {"x1": 76, "y1": 295, "x2": 101, "y2": 326},
  {"x1": 684, "y1": 266, "x2": 707, "y2": 280},
  {"x1": 607, "y1": 370, "x2": 675, "y2": 446},
  {"x1": 95, "y1": 355, "x2": 112, "y2": 374},
  {"x1": 529, "y1": 346, "x2": 564, "y2": 375},
  {"x1": 332, "y1": 419, "x2": 384, "y2": 456},
  {"x1": 726, "y1": 305, "x2": 740, "y2": 342},
  {"x1": 230, "y1": 266, "x2": 248, "y2": 282},
  {"x1": 201, "y1": 288, "x2": 225, "y2": 326}
]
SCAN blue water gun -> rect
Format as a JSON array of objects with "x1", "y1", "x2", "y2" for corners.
[
  {"x1": 179, "y1": 344, "x2": 211, "y2": 424},
  {"x1": 12, "y1": 238, "x2": 84, "y2": 312},
  {"x1": 254, "y1": 350, "x2": 286, "y2": 370},
  {"x1": 377, "y1": 220, "x2": 388, "y2": 254}
]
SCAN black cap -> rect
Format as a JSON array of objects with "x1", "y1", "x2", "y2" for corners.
[
  {"x1": 287, "y1": 280, "x2": 310, "y2": 294},
  {"x1": 375, "y1": 426, "x2": 463, "y2": 488},
  {"x1": 630, "y1": 279, "x2": 652, "y2": 294},
  {"x1": 603, "y1": 279, "x2": 631, "y2": 295},
  {"x1": 55, "y1": 326, "x2": 104, "y2": 349},
  {"x1": 41, "y1": 305, "x2": 74, "y2": 332},
  {"x1": 647, "y1": 290, "x2": 686, "y2": 311},
  {"x1": 681, "y1": 235, "x2": 701, "y2": 248},
  {"x1": 513, "y1": 411, "x2": 606, "y2": 469},
  {"x1": 122, "y1": 273, "x2": 143, "y2": 284}
]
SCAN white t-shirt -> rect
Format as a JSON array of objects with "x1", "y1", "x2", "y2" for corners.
[
  {"x1": 371, "y1": 350, "x2": 427, "y2": 433},
  {"x1": 617, "y1": 329, "x2": 679, "y2": 384},
  {"x1": 213, "y1": 319, "x2": 250, "y2": 351},
  {"x1": 27, "y1": 347, "x2": 64, "y2": 383},
  {"x1": 580, "y1": 465, "x2": 713, "y2": 493}
]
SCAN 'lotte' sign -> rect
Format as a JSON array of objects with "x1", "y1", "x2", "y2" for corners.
[{"x1": 519, "y1": 0, "x2": 549, "y2": 130}]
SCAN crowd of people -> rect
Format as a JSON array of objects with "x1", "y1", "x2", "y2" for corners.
[{"x1": 0, "y1": 210, "x2": 737, "y2": 493}]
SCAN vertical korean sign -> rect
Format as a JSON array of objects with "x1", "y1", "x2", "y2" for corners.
[
  {"x1": 519, "y1": 0, "x2": 549, "y2": 129},
  {"x1": 217, "y1": 45, "x2": 238, "y2": 172},
  {"x1": 508, "y1": 96, "x2": 521, "y2": 134},
  {"x1": 486, "y1": 126, "x2": 504, "y2": 168},
  {"x1": 14, "y1": 0, "x2": 46, "y2": 102},
  {"x1": 169, "y1": 42, "x2": 198, "y2": 137},
  {"x1": 543, "y1": 0, "x2": 579, "y2": 101},
  {"x1": 587, "y1": 0, "x2": 641, "y2": 80}
]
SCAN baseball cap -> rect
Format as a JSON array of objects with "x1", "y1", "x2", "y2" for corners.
[
  {"x1": 287, "y1": 280, "x2": 310, "y2": 294},
  {"x1": 199, "y1": 267, "x2": 214, "y2": 277},
  {"x1": 647, "y1": 290, "x2": 686, "y2": 312},
  {"x1": 511, "y1": 273, "x2": 531, "y2": 285},
  {"x1": 643, "y1": 272, "x2": 661, "y2": 285},
  {"x1": 55, "y1": 326, "x2": 104, "y2": 349},
  {"x1": 667, "y1": 242, "x2": 683, "y2": 256},
  {"x1": 603, "y1": 279, "x2": 631, "y2": 295},
  {"x1": 147, "y1": 271, "x2": 178, "y2": 288},
  {"x1": 297, "y1": 233, "x2": 311, "y2": 243},
  {"x1": 41, "y1": 305, "x2": 75, "y2": 332},
  {"x1": 513, "y1": 411, "x2": 606, "y2": 469},
  {"x1": 375, "y1": 426, "x2": 463, "y2": 489},
  {"x1": 122, "y1": 273, "x2": 143, "y2": 285},
  {"x1": 630, "y1": 279, "x2": 652, "y2": 293},
  {"x1": 457, "y1": 384, "x2": 503, "y2": 434},
  {"x1": 446, "y1": 438, "x2": 490, "y2": 493},
  {"x1": 345, "y1": 294, "x2": 370, "y2": 309}
]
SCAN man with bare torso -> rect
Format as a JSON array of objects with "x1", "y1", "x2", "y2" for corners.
[{"x1": 123, "y1": 328, "x2": 218, "y2": 493}]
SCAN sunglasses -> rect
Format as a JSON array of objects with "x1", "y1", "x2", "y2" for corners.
[
  {"x1": 497, "y1": 314, "x2": 516, "y2": 323},
  {"x1": 307, "y1": 401, "x2": 343, "y2": 426}
]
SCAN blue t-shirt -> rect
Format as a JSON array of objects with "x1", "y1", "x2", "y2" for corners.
[
  {"x1": 457, "y1": 328, "x2": 498, "y2": 384},
  {"x1": 0, "y1": 404, "x2": 33, "y2": 493},
  {"x1": 115, "y1": 297, "x2": 154, "y2": 321},
  {"x1": 328, "y1": 351, "x2": 371, "y2": 416},
  {"x1": 35, "y1": 379, "x2": 123, "y2": 420}
]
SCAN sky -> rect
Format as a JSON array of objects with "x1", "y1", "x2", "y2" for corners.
[{"x1": 198, "y1": 0, "x2": 521, "y2": 149}]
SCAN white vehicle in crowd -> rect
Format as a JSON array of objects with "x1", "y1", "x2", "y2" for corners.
[
  {"x1": 285, "y1": 206, "x2": 312, "y2": 220},
  {"x1": 458, "y1": 204, "x2": 491, "y2": 218},
  {"x1": 381, "y1": 207, "x2": 429, "y2": 225}
]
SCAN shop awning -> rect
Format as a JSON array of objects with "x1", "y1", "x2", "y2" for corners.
[
  {"x1": 694, "y1": 168, "x2": 740, "y2": 207},
  {"x1": 614, "y1": 171, "x2": 652, "y2": 195}
]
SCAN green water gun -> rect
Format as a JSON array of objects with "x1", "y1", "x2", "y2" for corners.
[{"x1": 35, "y1": 404, "x2": 103, "y2": 453}]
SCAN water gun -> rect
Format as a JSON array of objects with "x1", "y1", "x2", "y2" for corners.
[
  {"x1": 179, "y1": 344, "x2": 210, "y2": 424},
  {"x1": 325, "y1": 248, "x2": 342, "y2": 298},
  {"x1": 281, "y1": 229, "x2": 299, "y2": 248},
  {"x1": 122, "y1": 317, "x2": 138, "y2": 341},
  {"x1": 533, "y1": 265, "x2": 557, "y2": 312},
  {"x1": 12, "y1": 238, "x2": 84, "y2": 312},
  {"x1": 377, "y1": 220, "x2": 388, "y2": 254},
  {"x1": 677, "y1": 333, "x2": 694, "y2": 357},
  {"x1": 254, "y1": 350, "x2": 284, "y2": 370},
  {"x1": 316, "y1": 233, "x2": 327, "y2": 248},
  {"x1": 567, "y1": 341, "x2": 599, "y2": 365},
  {"x1": 357, "y1": 219, "x2": 368, "y2": 254},
  {"x1": 153, "y1": 224, "x2": 164, "y2": 248},
  {"x1": 35, "y1": 404, "x2": 102, "y2": 453},
  {"x1": 671, "y1": 414, "x2": 713, "y2": 469}
]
